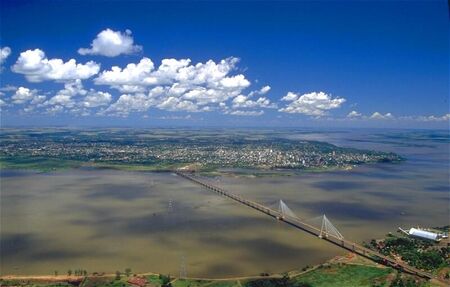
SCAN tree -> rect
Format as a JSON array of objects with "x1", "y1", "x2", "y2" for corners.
[
  {"x1": 244, "y1": 275, "x2": 293, "y2": 287},
  {"x1": 67, "y1": 269, "x2": 72, "y2": 276},
  {"x1": 115, "y1": 271, "x2": 121, "y2": 280},
  {"x1": 125, "y1": 268, "x2": 132, "y2": 277},
  {"x1": 389, "y1": 274, "x2": 420, "y2": 287},
  {"x1": 370, "y1": 239, "x2": 377, "y2": 248},
  {"x1": 160, "y1": 274, "x2": 172, "y2": 287},
  {"x1": 54, "y1": 270, "x2": 58, "y2": 276}
]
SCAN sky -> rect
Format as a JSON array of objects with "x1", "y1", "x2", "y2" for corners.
[{"x1": 0, "y1": 0, "x2": 448, "y2": 128}]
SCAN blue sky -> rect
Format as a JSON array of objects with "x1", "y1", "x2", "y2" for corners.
[{"x1": 0, "y1": 0, "x2": 448, "y2": 128}]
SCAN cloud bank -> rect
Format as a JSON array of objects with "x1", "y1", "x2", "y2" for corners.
[
  {"x1": 1, "y1": 27, "x2": 447, "y2": 124},
  {"x1": 94, "y1": 56, "x2": 275, "y2": 115}
]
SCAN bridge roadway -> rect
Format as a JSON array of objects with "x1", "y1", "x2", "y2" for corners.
[{"x1": 175, "y1": 171, "x2": 438, "y2": 281}]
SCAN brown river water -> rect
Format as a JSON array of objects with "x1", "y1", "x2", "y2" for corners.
[{"x1": 1, "y1": 129, "x2": 448, "y2": 277}]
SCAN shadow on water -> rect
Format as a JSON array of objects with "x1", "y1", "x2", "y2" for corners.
[
  {"x1": 425, "y1": 185, "x2": 449, "y2": 193},
  {"x1": 312, "y1": 180, "x2": 363, "y2": 191},
  {"x1": 302, "y1": 201, "x2": 401, "y2": 221},
  {"x1": 83, "y1": 183, "x2": 153, "y2": 201},
  {"x1": 1, "y1": 129, "x2": 448, "y2": 277}
]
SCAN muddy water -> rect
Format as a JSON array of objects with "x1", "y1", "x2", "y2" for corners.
[{"x1": 1, "y1": 130, "x2": 448, "y2": 277}]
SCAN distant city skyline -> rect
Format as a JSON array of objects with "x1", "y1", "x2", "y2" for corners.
[{"x1": 0, "y1": 0, "x2": 448, "y2": 128}]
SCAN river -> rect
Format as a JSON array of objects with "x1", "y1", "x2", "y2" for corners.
[{"x1": 1, "y1": 129, "x2": 448, "y2": 277}]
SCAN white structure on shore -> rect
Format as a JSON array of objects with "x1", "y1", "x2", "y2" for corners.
[{"x1": 398, "y1": 227, "x2": 447, "y2": 242}]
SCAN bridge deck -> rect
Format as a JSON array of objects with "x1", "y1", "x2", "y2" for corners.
[{"x1": 175, "y1": 171, "x2": 440, "y2": 281}]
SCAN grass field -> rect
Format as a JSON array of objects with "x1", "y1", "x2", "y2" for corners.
[
  {"x1": 0, "y1": 156, "x2": 83, "y2": 172},
  {"x1": 2, "y1": 263, "x2": 431, "y2": 287},
  {"x1": 172, "y1": 279, "x2": 240, "y2": 287},
  {"x1": 0, "y1": 156, "x2": 183, "y2": 172},
  {"x1": 291, "y1": 264, "x2": 392, "y2": 287}
]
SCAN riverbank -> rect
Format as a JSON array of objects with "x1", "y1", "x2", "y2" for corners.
[
  {"x1": 1, "y1": 254, "x2": 442, "y2": 287},
  {"x1": 0, "y1": 157, "x2": 374, "y2": 175}
]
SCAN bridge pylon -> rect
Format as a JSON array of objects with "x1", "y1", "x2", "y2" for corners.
[
  {"x1": 278, "y1": 200, "x2": 298, "y2": 220},
  {"x1": 318, "y1": 214, "x2": 344, "y2": 240}
]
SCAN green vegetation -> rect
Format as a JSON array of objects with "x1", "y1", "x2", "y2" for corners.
[
  {"x1": 203, "y1": 281, "x2": 241, "y2": 287},
  {"x1": 124, "y1": 268, "x2": 132, "y2": 277},
  {"x1": 160, "y1": 274, "x2": 172, "y2": 287},
  {"x1": 288, "y1": 264, "x2": 392, "y2": 287},
  {"x1": 366, "y1": 234, "x2": 449, "y2": 273},
  {"x1": 0, "y1": 155, "x2": 82, "y2": 172},
  {"x1": 115, "y1": 271, "x2": 121, "y2": 281},
  {"x1": 387, "y1": 274, "x2": 432, "y2": 287},
  {"x1": 0, "y1": 155, "x2": 182, "y2": 173},
  {"x1": 3, "y1": 264, "x2": 433, "y2": 287},
  {"x1": 172, "y1": 279, "x2": 211, "y2": 287},
  {"x1": 146, "y1": 274, "x2": 165, "y2": 285},
  {"x1": 82, "y1": 276, "x2": 130, "y2": 287},
  {"x1": 433, "y1": 226, "x2": 449, "y2": 233},
  {"x1": 0, "y1": 282, "x2": 74, "y2": 287},
  {"x1": 145, "y1": 274, "x2": 173, "y2": 286},
  {"x1": 243, "y1": 275, "x2": 295, "y2": 287}
]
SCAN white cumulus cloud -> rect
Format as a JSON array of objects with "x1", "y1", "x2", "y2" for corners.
[
  {"x1": 94, "y1": 57, "x2": 155, "y2": 86},
  {"x1": 12, "y1": 49, "x2": 100, "y2": 82},
  {"x1": 281, "y1": 92, "x2": 299, "y2": 101},
  {"x1": 400, "y1": 114, "x2": 450, "y2": 122},
  {"x1": 232, "y1": 95, "x2": 276, "y2": 109},
  {"x1": 96, "y1": 56, "x2": 264, "y2": 115},
  {"x1": 339, "y1": 112, "x2": 449, "y2": 122},
  {"x1": 12, "y1": 87, "x2": 38, "y2": 104},
  {"x1": 78, "y1": 29, "x2": 142, "y2": 57},
  {"x1": 259, "y1": 85, "x2": 271, "y2": 94},
  {"x1": 0, "y1": 46, "x2": 11, "y2": 66},
  {"x1": 94, "y1": 57, "x2": 246, "y2": 90},
  {"x1": 347, "y1": 110, "x2": 362, "y2": 118},
  {"x1": 82, "y1": 91, "x2": 112, "y2": 108},
  {"x1": 279, "y1": 91, "x2": 346, "y2": 116},
  {"x1": 421, "y1": 114, "x2": 450, "y2": 121},
  {"x1": 370, "y1": 112, "x2": 394, "y2": 120},
  {"x1": 102, "y1": 93, "x2": 156, "y2": 116},
  {"x1": 157, "y1": 96, "x2": 198, "y2": 112},
  {"x1": 45, "y1": 94, "x2": 75, "y2": 108},
  {"x1": 0, "y1": 85, "x2": 18, "y2": 93},
  {"x1": 219, "y1": 74, "x2": 250, "y2": 88},
  {"x1": 41, "y1": 80, "x2": 112, "y2": 114},
  {"x1": 44, "y1": 80, "x2": 87, "y2": 109},
  {"x1": 248, "y1": 85, "x2": 271, "y2": 97},
  {"x1": 228, "y1": 110, "x2": 264, "y2": 116}
]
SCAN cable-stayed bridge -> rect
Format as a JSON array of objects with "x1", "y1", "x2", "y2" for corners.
[{"x1": 175, "y1": 171, "x2": 440, "y2": 281}]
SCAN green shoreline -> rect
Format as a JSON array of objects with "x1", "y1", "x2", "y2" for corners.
[
  {"x1": 0, "y1": 155, "x2": 403, "y2": 175},
  {"x1": 0, "y1": 260, "x2": 439, "y2": 287}
]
